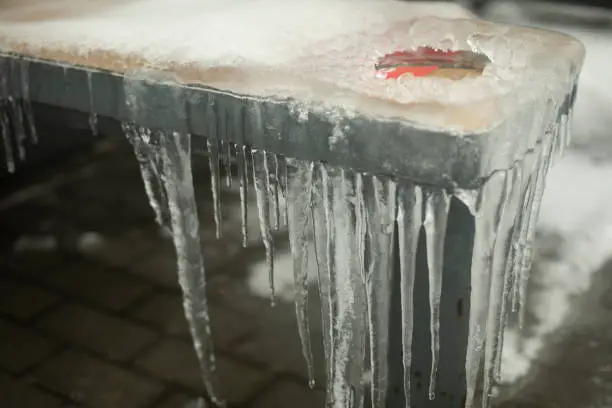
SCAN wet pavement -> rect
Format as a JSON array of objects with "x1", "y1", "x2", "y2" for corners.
[{"x1": 0, "y1": 122, "x2": 611, "y2": 408}]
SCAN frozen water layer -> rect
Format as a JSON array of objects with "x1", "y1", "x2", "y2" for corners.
[{"x1": 0, "y1": 0, "x2": 583, "y2": 132}]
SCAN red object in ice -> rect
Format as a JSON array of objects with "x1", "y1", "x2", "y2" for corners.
[{"x1": 375, "y1": 47, "x2": 490, "y2": 80}]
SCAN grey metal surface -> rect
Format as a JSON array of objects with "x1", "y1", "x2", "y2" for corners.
[{"x1": 0, "y1": 53, "x2": 575, "y2": 189}]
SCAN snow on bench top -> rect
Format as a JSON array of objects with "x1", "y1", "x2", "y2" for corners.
[{"x1": 0, "y1": 0, "x2": 585, "y2": 133}]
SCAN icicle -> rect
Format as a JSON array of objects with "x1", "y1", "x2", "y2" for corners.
[
  {"x1": 286, "y1": 158, "x2": 316, "y2": 387},
  {"x1": 238, "y1": 144, "x2": 249, "y2": 247},
  {"x1": 8, "y1": 96, "x2": 25, "y2": 161},
  {"x1": 0, "y1": 58, "x2": 14, "y2": 172},
  {"x1": 423, "y1": 188, "x2": 450, "y2": 400},
  {"x1": 314, "y1": 165, "x2": 367, "y2": 408},
  {"x1": 355, "y1": 173, "x2": 367, "y2": 288},
  {"x1": 123, "y1": 123, "x2": 222, "y2": 405},
  {"x1": 396, "y1": 182, "x2": 423, "y2": 407},
  {"x1": 122, "y1": 122, "x2": 169, "y2": 229},
  {"x1": 157, "y1": 130, "x2": 223, "y2": 406},
  {"x1": 6, "y1": 60, "x2": 25, "y2": 162},
  {"x1": 206, "y1": 139, "x2": 223, "y2": 239},
  {"x1": 481, "y1": 167, "x2": 526, "y2": 407},
  {"x1": 492, "y1": 166, "x2": 523, "y2": 384},
  {"x1": 0, "y1": 103, "x2": 14, "y2": 173},
  {"x1": 224, "y1": 141, "x2": 232, "y2": 188},
  {"x1": 516, "y1": 127, "x2": 557, "y2": 328},
  {"x1": 282, "y1": 159, "x2": 289, "y2": 227},
  {"x1": 252, "y1": 149, "x2": 276, "y2": 305},
  {"x1": 363, "y1": 175, "x2": 397, "y2": 408},
  {"x1": 19, "y1": 60, "x2": 37, "y2": 145},
  {"x1": 86, "y1": 71, "x2": 98, "y2": 137},
  {"x1": 463, "y1": 172, "x2": 508, "y2": 408},
  {"x1": 507, "y1": 146, "x2": 540, "y2": 316},
  {"x1": 266, "y1": 152, "x2": 280, "y2": 231},
  {"x1": 273, "y1": 153, "x2": 281, "y2": 229},
  {"x1": 310, "y1": 166, "x2": 333, "y2": 398}
]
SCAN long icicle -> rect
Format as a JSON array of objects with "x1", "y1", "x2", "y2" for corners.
[
  {"x1": 0, "y1": 59, "x2": 15, "y2": 173},
  {"x1": 207, "y1": 138, "x2": 223, "y2": 239},
  {"x1": 463, "y1": 172, "x2": 508, "y2": 408},
  {"x1": 482, "y1": 168, "x2": 522, "y2": 407},
  {"x1": 311, "y1": 164, "x2": 334, "y2": 404},
  {"x1": 267, "y1": 152, "x2": 280, "y2": 231},
  {"x1": 363, "y1": 175, "x2": 397, "y2": 408},
  {"x1": 423, "y1": 188, "x2": 450, "y2": 400},
  {"x1": 517, "y1": 126, "x2": 558, "y2": 328},
  {"x1": 252, "y1": 149, "x2": 276, "y2": 305},
  {"x1": 286, "y1": 158, "x2": 316, "y2": 387},
  {"x1": 239, "y1": 144, "x2": 249, "y2": 247},
  {"x1": 126, "y1": 127, "x2": 222, "y2": 405},
  {"x1": 331, "y1": 166, "x2": 367, "y2": 408},
  {"x1": 159, "y1": 130, "x2": 222, "y2": 406},
  {"x1": 494, "y1": 164, "x2": 527, "y2": 383},
  {"x1": 86, "y1": 70, "x2": 98, "y2": 137},
  {"x1": 397, "y1": 182, "x2": 423, "y2": 407},
  {"x1": 19, "y1": 60, "x2": 37, "y2": 144},
  {"x1": 0, "y1": 102, "x2": 14, "y2": 173}
]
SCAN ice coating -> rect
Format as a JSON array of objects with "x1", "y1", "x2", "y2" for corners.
[{"x1": 0, "y1": 0, "x2": 584, "y2": 132}]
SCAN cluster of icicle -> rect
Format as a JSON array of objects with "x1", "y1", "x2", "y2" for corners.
[
  {"x1": 0, "y1": 57, "x2": 99, "y2": 173},
  {"x1": 0, "y1": 58, "x2": 38, "y2": 173},
  {"x1": 121, "y1": 87, "x2": 572, "y2": 408},
  {"x1": 0, "y1": 55, "x2": 574, "y2": 407}
]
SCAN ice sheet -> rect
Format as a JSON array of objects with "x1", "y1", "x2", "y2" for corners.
[{"x1": 0, "y1": 0, "x2": 584, "y2": 132}]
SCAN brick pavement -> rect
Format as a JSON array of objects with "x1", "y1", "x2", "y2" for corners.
[{"x1": 0, "y1": 133, "x2": 321, "y2": 408}]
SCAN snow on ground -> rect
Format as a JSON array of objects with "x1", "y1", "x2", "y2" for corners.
[{"x1": 244, "y1": 0, "x2": 612, "y2": 389}]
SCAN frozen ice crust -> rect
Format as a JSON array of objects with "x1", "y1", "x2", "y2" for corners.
[{"x1": 0, "y1": 0, "x2": 584, "y2": 132}]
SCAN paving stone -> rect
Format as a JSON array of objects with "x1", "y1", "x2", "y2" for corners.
[
  {"x1": 136, "y1": 338, "x2": 272, "y2": 404},
  {"x1": 86, "y1": 229, "x2": 160, "y2": 270},
  {"x1": 229, "y1": 301, "x2": 315, "y2": 381},
  {"x1": 249, "y1": 379, "x2": 324, "y2": 408},
  {"x1": 154, "y1": 392, "x2": 197, "y2": 408},
  {"x1": 0, "y1": 372, "x2": 63, "y2": 408},
  {"x1": 129, "y1": 293, "x2": 189, "y2": 337},
  {"x1": 128, "y1": 243, "x2": 180, "y2": 289},
  {"x1": 129, "y1": 293, "x2": 255, "y2": 349},
  {"x1": 0, "y1": 319, "x2": 59, "y2": 374},
  {"x1": 37, "y1": 303, "x2": 157, "y2": 362},
  {"x1": 0, "y1": 278, "x2": 59, "y2": 320},
  {"x1": 0, "y1": 253, "x2": 69, "y2": 281},
  {"x1": 42, "y1": 262, "x2": 154, "y2": 311},
  {"x1": 34, "y1": 350, "x2": 163, "y2": 408}
]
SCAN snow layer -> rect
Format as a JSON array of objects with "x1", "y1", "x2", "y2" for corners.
[{"x1": 0, "y1": 0, "x2": 584, "y2": 131}]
